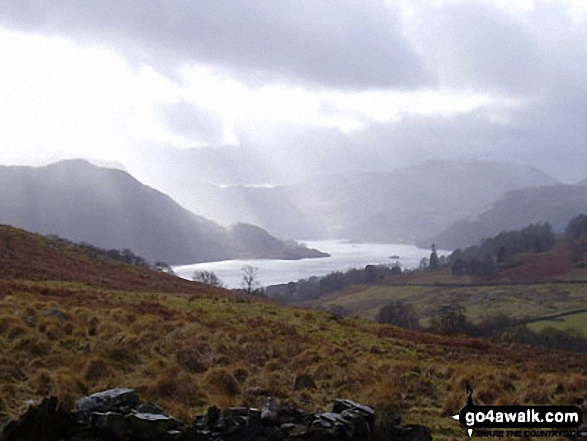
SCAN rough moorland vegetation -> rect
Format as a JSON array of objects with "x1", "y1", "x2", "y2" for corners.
[{"x1": 1, "y1": 225, "x2": 586, "y2": 439}]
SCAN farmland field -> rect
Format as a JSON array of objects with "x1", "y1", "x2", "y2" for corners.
[
  {"x1": 528, "y1": 310, "x2": 587, "y2": 337},
  {"x1": 306, "y1": 281, "x2": 587, "y2": 326}
]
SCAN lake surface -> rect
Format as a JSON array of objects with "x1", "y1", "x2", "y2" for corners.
[{"x1": 174, "y1": 240, "x2": 442, "y2": 289}]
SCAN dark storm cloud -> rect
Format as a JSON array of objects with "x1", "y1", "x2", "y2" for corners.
[
  {"x1": 0, "y1": 0, "x2": 429, "y2": 90},
  {"x1": 499, "y1": 94, "x2": 587, "y2": 183},
  {"x1": 3, "y1": 0, "x2": 587, "y2": 185},
  {"x1": 159, "y1": 101, "x2": 225, "y2": 145}
]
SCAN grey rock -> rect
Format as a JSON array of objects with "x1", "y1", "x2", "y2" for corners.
[
  {"x1": 280, "y1": 422, "x2": 308, "y2": 437},
  {"x1": 125, "y1": 412, "x2": 179, "y2": 438},
  {"x1": 135, "y1": 401, "x2": 168, "y2": 416},
  {"x1": 333, "y1": 398, "x2": 374, "y2": 419},
  {"x1": 336, "y1": 409, "x2": 371, "y2": 439},
  {"x1": 261, "y1": 397, "x2": 279, "y2": 424},
  {"x1": 4, "y1": 390, "x2": 433, "y2": 441},
  {"x1": 0, "y1": 416, "x2": 14, "y2": 435},
  {"x1": 372, "y1": 407, "x2": 402, "y2": 441},
  {"x1": 0, "y1": 396, "x2": 74, "y2": 441},
  {"x1": 275, "y1": 407, "x2": 311, "y2": 425},
  {"x1": 310, "y1": 412, "x2": 340, "y2": 433},
  {"x1": 90, "y1": 411, "x2": 127, "y2": 439},
  {"x1": 261, "y1": 424, "x2": 283, "y2": 441},
  {"x1": 75, "y1": 388, "x2": 140, "y2": 414},
  {"x1": 247, "y1": 407, "x2": 262, "y2": 428},
  {"x1": 203, "y1": 405, "x2": 221, "y2": 431}
]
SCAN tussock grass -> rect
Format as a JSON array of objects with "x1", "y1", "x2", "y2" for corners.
[{"x1": 1, "y1": 225, "x2": 586, "y2": 439}]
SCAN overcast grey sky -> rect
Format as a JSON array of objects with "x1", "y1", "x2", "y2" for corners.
[{"x1": 1, "y1": 0, "x2": 586, "y2": 182}]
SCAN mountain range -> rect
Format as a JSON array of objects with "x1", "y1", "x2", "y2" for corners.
[
  {"x1": 0, "y1": 160, "x2": 327, "y2": 264},
  {"x1": 3, "y1": 157, "x2": 584, "y2": 263},
  {"x1": 130, "y1": 156, "x2": 559, "y2": 243},
  {"x1": 427, "y1": 183, "x2": 587, "y2": 249}
]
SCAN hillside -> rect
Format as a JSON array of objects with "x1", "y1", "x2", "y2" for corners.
[
  {"x1": 0, "y1": 225, "x2": 247, "y2": 296},
  {"x1": 1, "y1": 226, "x2": 586, "y2": 440},
  {"x1": 133, "y1": 158, "x2": 559, "y2": 243},
  {"x1": 429, "y1": 184, "x2": 587, "y2": 249},
  {"x1": 0, "y1": 160, "x2": 326, "y2": 264},
  {"x1": 297, "y1": 238, "x2": 587, "y2": 347}
]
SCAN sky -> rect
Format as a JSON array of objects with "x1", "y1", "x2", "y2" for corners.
[{"x1": 1, "y1": 0, "x2": 587, "y2": 183}]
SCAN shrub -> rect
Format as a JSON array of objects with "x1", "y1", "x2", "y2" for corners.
[
  {"x1": 16, "y1": 335, "x2": 50, "y2": 357},
  {"x1": 82, "y1": 357, "x2": 115, "y2": 383},
  {"x1": 6, "y1": 322, "x2": 30, "y2": 340},
  {"x1": 176, "y1": 347, "x2": 207, "y2": 373},
  {"x1": 34, "y1": 368, "x2": 54, "y2": 396},
  {"x1": 376, "y1": 301, "x2": 420, "y2": 330},
  {"x1": 52, "y1": 368, "x2": 87, "y2": 411},
  {"x1": 0, "y1": 315, "x2": 23, "y2": 335},
  {"x1": 429, "y1": 305, "x2": 469, "y2": 335},
  {"x1": 233, "y1": 366, "x2": 249, "y2": 383},
  {"x1": 368, "y1": 377, "x2": 403, "y2": 414},
  {"x1": 205, "y1": 368, "x2": 240, "y2": 398},
  {"x1": 293, "y1": 373, "x2": 316, "y2": 391}
]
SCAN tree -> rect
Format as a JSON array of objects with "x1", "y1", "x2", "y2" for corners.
[
  {"x1": 477, "y1": 254, "x2": 496, "y2": 278},
  {"x1": 429, "y1": 244, "x2": 439, "y2": 270},
  {"x1": 566, "y1": 214, "x2": 587, "y2": 241},
  {"x1": 390, "y1": 264, "x2": 402, "y2": 275},
  {"x1": 319, "y1": 271, "x2": 345, "y2": 294},
  {"x1": 376, "y1": 300, "x2": 420, "y2": 330},
  {"x1": 241, "y1": 265, "x2": 260, "y2": 294},
  {"x1": 419, "y1": 257, "x2": 428, "y2": 271},
  {"x1": 364, "y1": 265, "x2": 378, "y2": 283},
  {"x1": 155, "y1": 261, "x2": 176, "y2": 275},
  {"x1": 193, "y1": 270, "x2": 224, "y2": 287},
  {"x1": 496, "y1": 246, "x2": 507, "y2": 264},
  {"x1": 430, "y1": 305, "x2": 468, "y2": 335},
  {"x1": 451, "y1": 258, "x2": 468, "y2": 275}
]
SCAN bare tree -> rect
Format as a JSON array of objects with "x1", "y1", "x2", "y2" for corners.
[
  {"x1": 241, "y1": 265, "x2": 260, "y2": 294},
  {"x1": 192, "y1": 270, "x2": 224, "y2": 287}
]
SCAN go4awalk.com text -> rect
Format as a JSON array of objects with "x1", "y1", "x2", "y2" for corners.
[{"x1": 452, "y1": 390, "x2": 583, "y2": 438}]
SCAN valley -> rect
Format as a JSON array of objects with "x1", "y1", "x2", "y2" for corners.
[{"x1": 4, "y1": 3, "x2": 587, "y2": 439}]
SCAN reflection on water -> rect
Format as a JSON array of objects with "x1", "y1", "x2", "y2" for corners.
[{"x1": 174, "y1": 240, "x2": 445, "y2": 289}]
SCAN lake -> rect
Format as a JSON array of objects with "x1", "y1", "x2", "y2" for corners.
[{"x1": 173, "y1": 240, "x2": 444, "y2": 289}]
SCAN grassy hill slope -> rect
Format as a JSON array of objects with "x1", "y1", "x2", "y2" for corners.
[
  {"x1": 0, "y1": 225, "x2": 234, "y2": 296},
  {"x1": 1, "y1": 226, "x2": 586, "y2": 439}
]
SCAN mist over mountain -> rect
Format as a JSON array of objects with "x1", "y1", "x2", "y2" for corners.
[
  {"x1": 0, "y1": 160, "x2": 326, "y2": 264},
  {"x1": 130, "y1": 157, "x2": 558, "y2": 243},
  {"x1": 428, "y1": 184, "x2": 587, "y2": 249}
]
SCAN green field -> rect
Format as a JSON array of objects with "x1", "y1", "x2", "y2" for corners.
[
  {"x1": 306, "y1": 282, "x2": 587, "y2": 325},
  {"x1": 528, "y1": 310, "x2": 587, "y2": 336}
]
